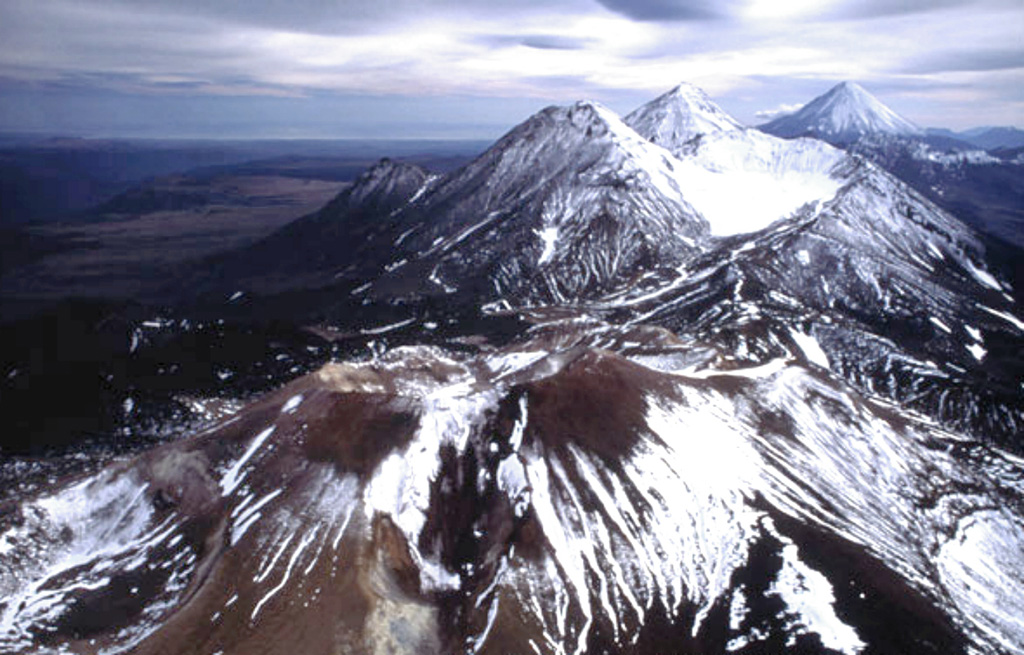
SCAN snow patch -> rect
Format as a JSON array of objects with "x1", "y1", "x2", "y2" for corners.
[
  {"x1": 536, "y1": 226, "x2": 559, "y2": 265},
  {"x1": 417, "y1": 556, "x2": 462, "y2": 593},
  {"x1": 672, "y1": 131, "x2": 844, "y2": 236},
  {"x1": 936, "y1": 510, "x2": 1024, "y2": 653},
  {"x1": 362, "y1": 374, "x2": 495, "y2": 546},
  {"x1": 978, "y1": 305, "x2": 1024, "y2": 332},
  {"x1": 791, "y1": 329, "x2": 830, "y2": 369},
  {"x1": 359, "y1": 317, "x2": 416, "y2": 336},
  {"x1": 221, "y1": 426, "x2": 276, "y2": 496},
  {"x1": 281, "y1": 394, "x2": 303, "y2": 414},
  {"x1": 770, "y1": 542, "x2": 865, "y2": 653},
  {"x1": 930, "y1": 316, "x2": 952, "y2": 334},
  {"x1": 965, "y1": 261, "x2": 1002, "y2": 291}
]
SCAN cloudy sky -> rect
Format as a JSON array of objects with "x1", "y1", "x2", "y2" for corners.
[{"x1": 0, "y1": 0, "x2": 1021, "y2": 138}]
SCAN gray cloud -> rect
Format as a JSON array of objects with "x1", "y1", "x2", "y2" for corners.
[
  {"x1": 0, "y1": 0, "x2": 1021, "y2": 136},
  {"x1": 593, "y1": 0, "x2": 737, "y2": 21},
  {"x1": 825, "y1": 0, "x2": 972, "y2": 19},
  {"x1": 77, "y1": 0, "x2": 415, "y2": 36},
  {"x1": 98, "y1": 0, "x2": 592, "y2": 35},
  {"x1": 595, "y1": 0, "x2": 1018, "y2": 23},
  {"x1": 476, "y1": 34, "x2": 594, "y2": 51},
  {"x1": 826, "y1": 0, "x2": 1022, "y2": 20},
  {"x1": 902, "y1": 48, "x2": 1024, "y2": 74},
  {"x1": 520, "y1": 35, "x2": 593, "y2": 50}
]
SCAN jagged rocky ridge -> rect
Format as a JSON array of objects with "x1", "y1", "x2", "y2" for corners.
[
  {"x1": 2, "y1": 83, "x2": 1024, "y2": 655},
  {"x1": 360, "y1": 101, "x2": 711, "y2": 305},
  {"x1": 296, "y1": 83, "x2": 1021, "y2": 445}
]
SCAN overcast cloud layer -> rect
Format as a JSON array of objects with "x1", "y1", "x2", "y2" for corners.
[{"x1": 0, "y1": 0, "x2": 1020, "y2": 137}]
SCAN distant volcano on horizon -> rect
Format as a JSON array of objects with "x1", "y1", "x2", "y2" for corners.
[{"x1": 760, "y1": 81, "x2": 922, "y2": 144}]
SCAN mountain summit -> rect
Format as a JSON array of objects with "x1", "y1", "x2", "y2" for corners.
[
  {"x1": 760, "y1": 81, "x2": 922, "y2": 144},
  {"x1": 624, "y1": 82, "x2": 742, "y2": 152}
]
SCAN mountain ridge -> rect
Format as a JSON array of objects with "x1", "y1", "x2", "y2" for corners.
[{"x1": 173, "y1": 82, "x2": 1024, "y2": 444}]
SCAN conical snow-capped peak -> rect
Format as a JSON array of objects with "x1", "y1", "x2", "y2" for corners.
[
  {"x1": 761, "y1": 81, "x2": 922, "y2": 144},
  {"x1": 625, "y1": 82, "x2": 743, "y2": 154}
]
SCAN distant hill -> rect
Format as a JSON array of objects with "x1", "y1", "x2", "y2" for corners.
[{"x1": 962, "y1": 127, "x2": 1024, "y2": 150}]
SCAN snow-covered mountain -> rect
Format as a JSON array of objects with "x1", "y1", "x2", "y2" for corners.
[
  {"x1": 623, "y1": 82, "x2": 743, "y2": 148},
  {"x1": 357, "y1": 96, "x2": 850, "y2": 305},
  {"x1": 175, "y1": 82, "x2": 1024, "y2": 443},
  {"x1": 361, "y1": 101, "x2": 710, "y2": 305},
  {"x1": 760, "y1": 81, "x2": 922, "y2": 144},
  {"x1": 624, "y1": 85, "x2": 848, "y2": 236},
  {"x1": 758, "y1": 82, "x2": 1024, "y2": 249},
  {"x1": 3, "y1": 81, "x2": 1023, "y2": 655}
]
